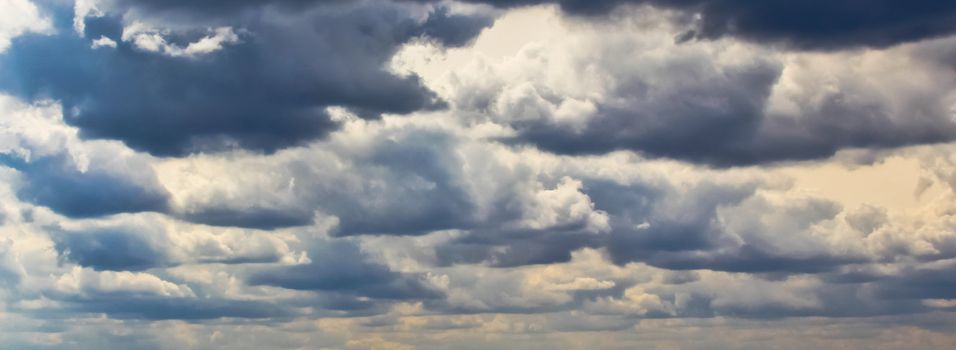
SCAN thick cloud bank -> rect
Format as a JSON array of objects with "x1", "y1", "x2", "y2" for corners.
[
  {"x1": 0, "y1": 0, "x2": 491, "y2": 156},
  {"x1": 412, "y1": 0, "x2": 956, "y2": 49},
  {"x1": 397, "y1": 7, "x2": 956, "y2": 165}
]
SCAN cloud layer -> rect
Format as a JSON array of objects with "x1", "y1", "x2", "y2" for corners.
[{"x1": 1, "y1": 1, "x2": 956, "y2": 349}]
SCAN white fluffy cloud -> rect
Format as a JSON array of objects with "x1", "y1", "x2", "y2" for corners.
[
  {"x1": 0, "y1": 0, "x2": 50, "y2": 52},
  {"x1": 121, "y1": 23, "x2": 241, "y2": 57}
]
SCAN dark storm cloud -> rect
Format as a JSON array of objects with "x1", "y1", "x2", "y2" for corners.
[
  {"x1": 435, "y1": 225, "x2": 603, "y2": 267},
  {"x1": 614, "y1": 243, "x2": 864, "y2": 274},
  {"x1": 105, "y1": 0, "x2": 493, "y2": 46},
  {"x1": 418, "y1": 6, "x2": 494, "y2": 46},
  {"x1": 0, "y1": 155, "x2": 170, "y2": 218},
  {"x1": 413, "y1": 0, "x2": 956, "y2": 49},
  {"x1": 52, "y1": 229, "x2": 168, "y2": 272},
  {"x1": 872, "y1": 263, "x2": 956, "y2": 301},
  {"x1": 707, "y1": 287, "x2": 926, "y2": 319},
  {"x1": 248, "y1": 240, "x2": 443, "y2": 301},
  {"x1": 104, "y1": 0, "x2": 342, "y2": 16},
  {"x1": 177, "y1": 207, "x2": 315, "y2": 231},
  {"x1": 505, "y1": 59, "x2": 956, "y2": 167},
  {"x1": 0, "y1": 1, "x2": 490, "y2": 157}
]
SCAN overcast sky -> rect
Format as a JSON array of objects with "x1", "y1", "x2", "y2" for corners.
[{"x1": 2, "y1": 0, "x2": 956, "y2": 349}]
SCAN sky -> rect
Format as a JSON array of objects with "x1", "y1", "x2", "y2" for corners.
[{"x1": 1, "y1": 0, "x2": 956, "y2": 349}]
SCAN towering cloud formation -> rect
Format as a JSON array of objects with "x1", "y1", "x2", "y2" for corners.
[{"x1": 406, "y1": 7, "x2": 956, "y2": 165}]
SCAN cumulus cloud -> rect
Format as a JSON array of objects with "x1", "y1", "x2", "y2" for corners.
[
  {"x1": 120, "y1": 24, "x2": 240, "y2": 57},
  {"x1": 0, "y1": 94, "x2": 170, "y2": 218},
  {"x1": 400, "y1": 7, "x2": 956, "y2": 166},
  {"x1": 0, "y1": 0, "x2": 51, "y2": 52},
  {"x1": 73, "y1": 0, "x2": 103, "y2": 35},
  {"x1": 51, "y1": 214, "x2": 299, "y2": 271},
  {"x1": 0, "y1": 1, "x2": 491, "y2": 156},
  {"x1": 89, "y1": 35, "x2": 116, "y2": 49}
]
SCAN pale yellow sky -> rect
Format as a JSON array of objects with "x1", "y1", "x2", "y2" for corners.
[{"x1": 779, "y1": 155, "x2": 928, "y2": 212}]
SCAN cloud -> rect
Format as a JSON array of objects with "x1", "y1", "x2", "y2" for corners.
[
  {"x1": 155, "y1": 116, "x2": 618, "y2": 237},
  {"x1": 150, "y1": 115, "x2": 874, "y2": 276},
  {"x1": 89, "y1": 35, "x2": 116, "y2": 49},
  {"x1": 50, "y1": 213, "x2": 298, "y2": 271},
  {"x1": 0, "y1": 95, "x2": 170, "y2": 218},
  {"x1": 248, "y1": 239, "x2": 444, "y2": 304},
  {"x1": 5, "y1": 155, "x2": 170, "y2": 218},
  {"x1": 871, "y1": 263, "x2": 956, "y2": 301},
  {"x1": 0, "y1": 1, "x2": 491, "y2": 156},
  {"x1": 0, "y1": 0, "x2": 51, "y2": 52},
  {"x1": 404, "y1": 7, "x2": 956, "y2": 166},
  {"x1": 120, "y1": 24, "x2": 240, "y2": 57},
  {"x1": 412, "y1": 0, "x2": 956, "y2": 49},
  {"x1": 158, "y1": 125, "x2": 479, "y2": 233},
  {"x1": 52, "y1": 228, "x2": 168, "y2": 272},
  {"x1": 3, "y1": 1, "x2": 956, "y2": 348},
  {"x1": 53, "y1": 267, "x2": 196, "y2": 298},
  {"x1": 14, "y1": 266, "x2": 294, "y2": 321},
  {"x1": 73, "y1": 0, "x2": 103, "y2": 35}
]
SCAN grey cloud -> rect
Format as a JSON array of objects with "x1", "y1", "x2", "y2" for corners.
[
  {"x1": 424, "y1": 6, "x2": 956, "y2": 167},
  {"x1": 0, "y1": 2, "x2": 490, "y2": 156},
  {"x1": 52, "y1": 296, "x2": 295, "y2": 321},
  {"x1": 0, "y1": 243, "x2": 22, "y2": 288},
  {"x1": 3, "y1": 2, "x2": 956, "y2": 346},
  {"x1": 248, "y1": 239, "x2": 444, "y2": 301},
  {"x1": 504, "y1": 53, "x2": 955, "y2": 167},
  {"x1": 427, "y1": 175, "x2": 865, "y2": 275},
  {"x1": 47, "y1": 215, "x2": 291, "y2": 272},
  {"x1": 412, "y1": 0, "x2": 956, "y2": 49},
  {"x1": 417, "y1": 6, "x2": 494, "y2": 47},
  {"x1": 52, "y1": 229, "x2": 168, "y2": 272},
  {"x1": 177, "y1": 207, "x2": 315, "y2": 231},
  {"x1": 22, "y1": 276, "x2": 296, "y2": 321},
  {"x1": 509, "y1": 60, "x2": 781, "y2": 166},
  {"x1": 111, "y1": 0, "x2": 956, "y2": 51},
  {"x1": 845, "y1": 205, "x2": 888, "y2": 235},
  {"x1": 1, "y1": 155, "x2": 170, "y2": 218},
  {"x1": 872, "y1": 263, "x2": 956, "y2": 301},
  {"x1": 603, "y1": 182, "x2": 867, "y2": 273},
  {"x1": 435, "y1": 227, "x2": 601, "y2": 267},
  {"x1": 166, "y1": 119, "x2": 866, "y2": 276},
  {"x1": 174, "y1": 127, "x2": 501, "y2": 234},
  {"x1": 329, "y1": 131, "x2": 478, "y2": 236}
]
